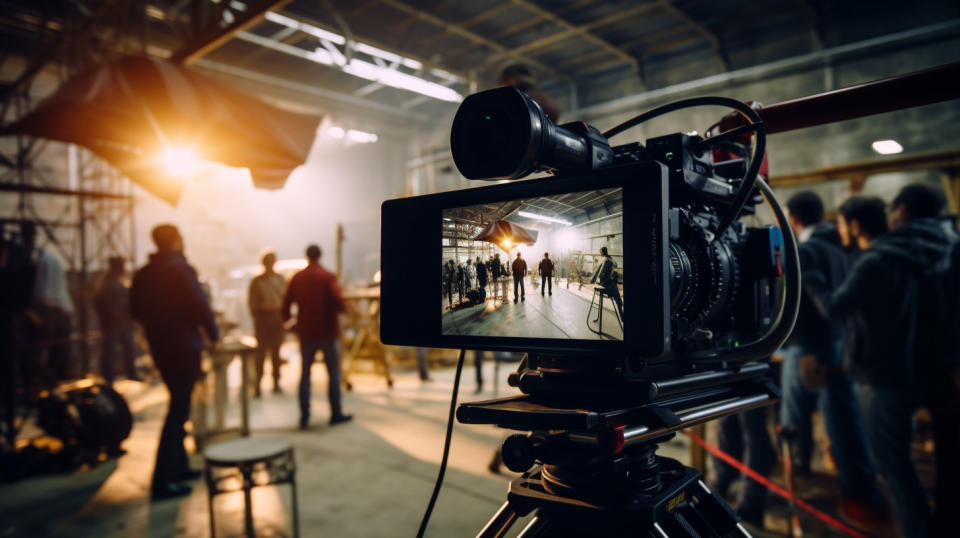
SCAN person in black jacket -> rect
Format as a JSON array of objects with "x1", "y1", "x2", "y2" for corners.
[
  {"x1": 131, "y1": 224, "x2": 219, "y2": 500},
  {"x1": 590, "y1": 247, "x2": 622, "y2": 318},
  {"x1": 538, "y1": 253, "x2": 554, "y2": 296},
  {"x1": 780, "y1": 192, "x2": 884, "y2": 525},
  {"x1": 475, "y1": 255, "x2": 488, "y2": 299},
  {"x1": 806, "y1": 188, "x2": 956, "y2": 538}
]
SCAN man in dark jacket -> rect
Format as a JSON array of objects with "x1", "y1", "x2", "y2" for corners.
[
  {"x1": 781, "y1": 192, "x2": 883, "y2": 525},
  {"x1": 806, "y1": 188, "x2": 956, "y2": 538},
  {"x1": 538, "y1": 253, "x2": 554, "y2": 296},
  {"x1": 512, "y1": 252, "x2": 527, "y2": 303},
  {"x1": 475, "y1": 255, "x2": 488, "y2": 298},
  {"x1": 131, "y1": 224, "x2": 218, "y2": 500},
  {"x1": 443, "y1": 260, "x2": 456, "y2": 307}
]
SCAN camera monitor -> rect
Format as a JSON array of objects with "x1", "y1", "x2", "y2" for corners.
[
  {"x1": 442, "y1": 186, "x2": 624, "y2": 340},
  {"x1": 381, "y1": 161, "x2": 670, "y2": 356}
]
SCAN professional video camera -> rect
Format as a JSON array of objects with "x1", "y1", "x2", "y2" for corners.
[{"x1": 381, "y1": 87, "x2": 799, "y2": 537}]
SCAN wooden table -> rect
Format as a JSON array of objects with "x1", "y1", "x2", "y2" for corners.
[
  {"x1": 193, "y1": 341, "x2": 257, "y2": 448},
  {"x1": 341, "y1": 286, "x2": 393, "y2": 389}
]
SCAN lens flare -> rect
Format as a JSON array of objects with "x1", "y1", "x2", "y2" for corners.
[{"x1": 162, "y1": 147, "x2": 200, "y2": 177}]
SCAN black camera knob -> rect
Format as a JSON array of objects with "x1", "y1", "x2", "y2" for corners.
[{"x1": 501, "y1": 434, "x2": 537, "y2": 473}]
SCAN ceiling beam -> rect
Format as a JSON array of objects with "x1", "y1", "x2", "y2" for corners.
[
  {"x1": 508, "y1": 0, "x2": 638, "y2": 74},
  {"x1": 486, "y1": 2, "x2": 662, "y2": 61},
  {"x1": 372, "y1": 0, "x2": 563, "y2": 78},
  {"x1": 172, "y1": 0, "x2": 294, "y2": 64},
  {"x1": 192, "y1": 58, "x2": 433, "y2": 122},
  {"x1": 412, "y1": 2, "x2": 515, "y2": 50},
  {"x1": 441, "y1": 0, "x2": 602, "y2": 63},
  {"x1": 264, "y1": 9, "x2": 471, "y2": 81},
  {"x1": 658, "y1": 0, "x2": 728, "y2": 69}
]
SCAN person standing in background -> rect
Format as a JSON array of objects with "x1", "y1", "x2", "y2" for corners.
[
  {"x1": 512, "y1": 252, "x2": 527, "y2": 303},
  {"x1": 131, "y1": 224, "x2": 218, "y2": 500},
  {"x1": 282, "y1": 244, "x2": 351, "y2": 429},
  {"x1": 780, "y1": 191, "x2": 885, "y2": 528},
  {"x1": 95, "y1": 256, "x2": 139, "y2": 383},
  {"x1": 465, "y1": 258, "x2": 476, "y2": 290},
  {"x1": 538, "y1": 253, "x2": 554, "y2": 296},
  {"x1": 805, "y1": 191, "x2": 952, "y2": 538},
  {"x1": 248, "y1": 250, "x2": 286, "y2": 397},
  {"x1": 498, "y1": 64, "x2": 560, "y2": 123},
  {"x1": 475, "y1": 255, "x2": 488, "y2": 299}
]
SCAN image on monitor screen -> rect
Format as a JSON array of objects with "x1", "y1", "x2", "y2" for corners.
[{"x1": 441, "y1": 187, "x2": 623, "y2": 340}]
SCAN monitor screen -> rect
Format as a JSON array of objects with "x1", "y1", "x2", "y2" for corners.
[{"x1": 440, "y1": 187, "x2": 624, "y2": 340}]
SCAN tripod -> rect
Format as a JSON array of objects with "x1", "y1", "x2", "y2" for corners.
[
  {"x1": 478, "y1": 439, "x2": 748, "y2": 537},
  {"x1": 458, "y1": 356, "x2": 778, "y2": 538}
]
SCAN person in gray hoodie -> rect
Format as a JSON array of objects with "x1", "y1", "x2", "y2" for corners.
[{"x1": 806, "y1": 185, "x2": 958, "y2": 538}]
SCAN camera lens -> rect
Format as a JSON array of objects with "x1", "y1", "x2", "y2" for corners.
[{"x1": 451, "y1": 87, "x2": 540, "y2": 180}]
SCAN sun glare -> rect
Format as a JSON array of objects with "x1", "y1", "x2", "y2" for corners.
[{"x1": 162, "y1": 147, "x2": 201, "y2": 177}]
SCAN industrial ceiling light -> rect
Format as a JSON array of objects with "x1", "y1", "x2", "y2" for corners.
[
  {"x1": 264, "y1": 11, "x2": 463, "y2": 102},
  {"x1": 871, "y1": 139, "x2": 903, "y2": 155},
  {"x1": 517, "y1": 211, "x2": 572, "y2": 226}
]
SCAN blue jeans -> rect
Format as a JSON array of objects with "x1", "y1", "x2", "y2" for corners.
[
  {"x1": 779, "y1": 343, "x2": 880, "y2": 502},
  {"x1": 856, "y1": 384, "x2": 929, "y2": 538},
  {"x1": 299, "y1": 339, "x2": 343, "y2": 420}
]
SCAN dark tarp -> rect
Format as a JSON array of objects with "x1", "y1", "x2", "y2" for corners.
[
  {"x1": 474, "y1": 220, "x2": 538, "y2": 249},
  {"x1": 1, "y1": 56, "x2": 319, "y2": 204}
]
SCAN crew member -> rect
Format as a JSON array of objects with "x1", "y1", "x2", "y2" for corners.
[
  {"x1": 591, "y1": 246, "x2": 622, "y2": 317},
  {"x1": 805, "y1": 189, "x2": 955, "y2": 538},
  {"x1": 498, "y1": 64, "x2": 560, "y2": 123},
  {"x1": 282, "y1": 244, "x2": 352, "y2": 429},
  {"x1": 475, "y1": 256, "x2": 488, "y2": 300},
  {"x1": 248, "y1": 250, "x2": 286, "y2": 397},
  {"x1": 443, "y1": 260, "x2": 456, "y2": 307},
  {"x1": 131, "y1": 224, "x2": 218, "y2": 500},
  {"x1": 95, "y1": 256, "x2": 139, "y2": 383},
  {"x1": 512, "y1": 252, "x2": 527, "y2": 303},
  {"x1": 539, "y1": 252, "x2": 554, "y2": 296},
  {"x1": 781, "y1": 191, "x2": 884, "y2": 526}
]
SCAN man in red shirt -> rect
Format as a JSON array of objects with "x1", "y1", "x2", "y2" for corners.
[{"x1": 282, "y1": 244, "x2": 352, "y2": 429}]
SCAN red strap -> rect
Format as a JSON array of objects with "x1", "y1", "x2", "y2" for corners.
[{"x1": 683, "y1": 430, "x2": 868, "y2": 538}]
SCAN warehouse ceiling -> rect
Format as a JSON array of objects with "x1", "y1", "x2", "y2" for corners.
[{"x1": 2, "y1": 0, "x2": 959, "y2": 130}]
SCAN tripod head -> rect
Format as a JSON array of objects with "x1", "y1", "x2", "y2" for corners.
[{"x1": 458, "y1": 354, "x2": 774, "y2": 537}]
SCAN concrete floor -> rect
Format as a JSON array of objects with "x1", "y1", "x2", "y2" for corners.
[
  {"x1": 442, "y1": 281, "x2": 623, "y2": 340},
  {"x1": 1, "y1": 343, "x2": 894, "y2": 538}
]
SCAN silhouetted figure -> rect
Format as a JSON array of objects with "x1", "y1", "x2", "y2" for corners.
[
  {"x1": 476, "y1": 255, "x2": 488, "y2": 296},
  {"x1": 512, "y1": 252, "x2": 527, "y2": 303},
  {"x1": 591, "y1": 246, "x2": 622, "y2": 317},
  {"x1": 131, "y1": 224, "x2": 218, "y2": 500},
  {"x1": 539, "y1": 253, "x2": 554, "y2": 296},
  {"x1": 95, "y1": 256, "x2": 138, "y2": 383},
  {"x1": 282, "y1": 244, "x2": 351, "y2": 429},
  {"x1": 248, "y1": 251, "x2": 286, "y2": 397},
  {"x1": 443, "y1": 260, "x2": 456, "y2": 307}
]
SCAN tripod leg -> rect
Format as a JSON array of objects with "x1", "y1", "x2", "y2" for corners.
[
  {"x1": 516, "y1": 515, "x2": 552, "y2": 538},
  {"x1": 476, "y1": 501, "x2": 519, "y2": 538}
]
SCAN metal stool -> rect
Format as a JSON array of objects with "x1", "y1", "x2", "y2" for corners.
[
  {"x1": 587, "y1": 285, "x2": 623, "y2": 338},
  {"x1": 204, "y1": 437, "x2": 299, "y2": 538}
]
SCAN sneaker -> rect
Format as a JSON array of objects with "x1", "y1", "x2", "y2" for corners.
[
  {"x1": 298, "y1": 416, "x2": 310, "y2": 430},
  {"x1": 330, "y1": 414, "x2": 353, "y2": 426}
]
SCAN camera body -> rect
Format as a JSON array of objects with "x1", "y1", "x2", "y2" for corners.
[{"x1": 380, "y1": 87, "x2": 788, "y2": 373}]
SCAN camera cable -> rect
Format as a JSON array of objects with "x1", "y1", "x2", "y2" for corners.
[
  {"x1": 416, "y1": 347, "x2": 467, "y2": 538},
  {"x1": 601, "y1": 96, "x2": 766, "y2": 240}
]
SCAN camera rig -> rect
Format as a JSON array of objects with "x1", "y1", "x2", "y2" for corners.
[{"x1": 445, "y1": 87, "x2": 800, "y2": 537}]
